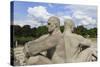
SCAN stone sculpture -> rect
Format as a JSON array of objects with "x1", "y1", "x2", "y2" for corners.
[
  {"x1": 63, "y1": 19, "x2": 97, "y2": 62},
  {"x1": 14, "y1": 16, "x2": 66, "y2": 65},
  {"x1": 13, "y1": 16, "x2": 97, "y2": 66}
]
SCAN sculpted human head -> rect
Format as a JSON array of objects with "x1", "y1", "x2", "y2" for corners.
[
  {"x1": 64, "y1": 19, "x2": 75, "y2": 32},
  {"x1": 47, "y1": 16, "x2": 60, "y2": 33}
]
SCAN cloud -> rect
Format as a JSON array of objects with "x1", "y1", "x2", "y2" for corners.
[
  {"x1": 64, "y1": 5, "x2": 97, "y2": 28},
  {"x1": 72, "y1": 10, "x2": 97, "y2": 28},
  {"x1": 67, "y1": 5, "x2": 97, "y2": 17},
  {"x1": 14, "y1": 19, "x2": 42, "y2": 28},
  {"x1": 27, "y1": 6, "x2": 53, "y2": 24},
  {"x1": 59, "y1": 15, "x2": 72, "y2": 26},
  {"x1": 26, "y1": 5, "x2": 97, "y2": 28},
  {"x1": 72, "y1": 11, "x2": 85, "y2": 19},
  {"x1": 62, "y1": 16, "x2": 72, "y2": 20},
  {"x1": 27, "y1": 5, "x2": 72, "y2": 27}
]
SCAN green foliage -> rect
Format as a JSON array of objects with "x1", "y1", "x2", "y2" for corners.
[
  {"x1": 11, "y1": 25, "x2": 97, "y2": 46},
  {"x1": 87, "y1": 28, "x2": 97, "y2": 38},
  {"x1": 12, "y1": 25, "x2": 48, "y2": 46},
  {"x1": 31, "y1": 27, "x2": 37, "y2": 37},
  {"x1": 17, "y1": 37, "x2": 33, "y2": 44},
  {"x1": 14, "y1": 36, "x2": 34, "y2": 46},
  {"x1": 74, "y1": 25, "x2": 97, "y2": 38},
  {"x1": 21, "y1": 25, "x2": 32, "y2": 37},
  {"x1": 74, "y1": 25, "x2": 88, "y2": 37},
  {"x1": 13, "y1": 25, "x2": 22, "y2": 36},
  {"x1": 36, "y1": 26, "x2": 48, "y2": 38},
  {"x1": 12, "y1": 25, "x2": 48, "y2": 38}
]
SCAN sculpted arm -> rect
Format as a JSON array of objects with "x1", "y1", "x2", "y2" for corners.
[
  {"x1": 34, "y1": 34, "x2": 49, "y2": 42},
  {"x1": 24, "y1": 35, "x2": 58, "y2": 56},
  {"x1": 79, "y1": 36, "x2": 94, "y2": 47}
]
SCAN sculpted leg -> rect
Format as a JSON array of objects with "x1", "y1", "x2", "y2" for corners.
[
  {"x1": 26, "y1": 55, "x2": 52, "y2": 65},
  {"x1": 76, "y1": 48, "x2": 96, "y2": 62}
]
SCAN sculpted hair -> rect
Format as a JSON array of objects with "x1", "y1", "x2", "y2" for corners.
[{"x1": 64, "y1": 19, "x2": 75, "y2": 31}]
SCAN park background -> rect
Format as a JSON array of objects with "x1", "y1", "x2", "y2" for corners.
[{"x1": 11, "y1": 1, "x2": 97, "y2": 47}]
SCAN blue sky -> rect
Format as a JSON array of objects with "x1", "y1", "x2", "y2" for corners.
[{"x1": 11, "y1": 1, "x2": 97, "y2": 28}]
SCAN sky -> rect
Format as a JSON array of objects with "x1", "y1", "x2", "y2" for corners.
[{"x1": 11, "y1": 1, "x2": 97, "y2": 29}]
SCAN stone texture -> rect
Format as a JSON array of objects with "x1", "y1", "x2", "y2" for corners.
[
  {"x1": 63, "y1": 18, "x2": 97, "y2": 62},
  {"x1": 13, "y1": 17, "x2": 97, "y2": 66}
]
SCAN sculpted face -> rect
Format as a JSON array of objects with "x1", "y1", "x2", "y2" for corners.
[{"x1": 47, "y1": 16, "x2": 60, "y2": 33}]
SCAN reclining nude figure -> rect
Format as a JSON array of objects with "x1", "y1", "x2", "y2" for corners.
[
  {"x1": 14, "y1": 32, "x2": 51, "y2": 65},
  {"x1": 14, "y1": 16, "x2": 66, "y2": 65},
  {"x1": 63, "y1": 19, "x2": 97, "y2": 63}
]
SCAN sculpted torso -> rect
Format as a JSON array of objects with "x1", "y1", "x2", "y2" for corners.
[
  {"x1": 64, "y1": 32, "x2": 85, "y2": 62},
  {"x1": 24, "y1": 16, "x2": 67, "y2": 64},
  {"x1": 47, "y1": 34, "x2": 66, "y2": 63},
  {"x1": 63, "y1": 19, "x2": 97, "y2": 62},
  {"x1": 64, "y1": 33, "x2": 80, "y2": 58}
]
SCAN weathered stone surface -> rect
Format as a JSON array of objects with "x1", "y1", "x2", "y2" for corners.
[
  {"x1": 63, "y1": 18, "x2": 97, "y2": 62},
  {"x1": 26, "y1": 55, "x2": 52, "y2": 65},
  {"x1": 25, "y1": 16, "x2": 66, "y2": 63},
  {"x1": 14, "y1": 47, "x2": 26, "y2": 65},
  {"x1": 13, "y1": 17, "x2": 97, "y2": 66}
]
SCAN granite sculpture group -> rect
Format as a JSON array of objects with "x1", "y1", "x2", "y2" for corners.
[{"x1": 14, "y1": 16, "x2": 97, "y2": 66}]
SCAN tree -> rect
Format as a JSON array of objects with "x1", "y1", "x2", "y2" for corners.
[
  {"x1": 31, "y1": 27, "x2": 37, "y2": 37},
  {"x1": 36, "y1": 26, "x2": 48, "y2": 38},
  {"x1": 21, "y1": 25, "x2": 31, "y2": 37},
  {"x1": 13, "y1": 25, "x2": 22, "y2": 36},
  {"x1": 88, "y1": 28, "x2": 97, "y2": 38},
  {"x1": 74, "y1": 26, "x2": 87, "y2": 36},
  {"x1": 74, "y1": 25, "x2": 97, "y2": 38}
]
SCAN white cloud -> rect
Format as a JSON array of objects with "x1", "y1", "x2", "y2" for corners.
[
  {"x1": 26, "y1": 6, "x2": 55, "y2": 27},
  {"x1": 62, "y1": 16, "x2": 72, "y2": 20},
  {"x1": 64, "y1": 5, "x2": 97, "y2": 28},
  {"x1": 26, "y1": 5, "x2": 97, "y2": 28},
  {"x1": 72, "y1": 11, "x2": 97, "y2": 27},
  {"x1": 72, "y1": 11, "x2": 85, "y2": 19},
  {"x1": 27, "y1": 6, "x2": 53, "y2": 23},
  {"x1": 58, "y1": 15, "x2": 72, "y2": 26},
  {"x1": 68, "y1": 5, "x2": 97, "y2": 17},
  {"x1": 14, "y1": 19, "x2": 42, "y2": 28},
  {"x1": 27, "y1": 6, "x2": 73, "y2": 27},
  {"x1": 18, "y1": 5, "x2": 70, "y2": 27}
]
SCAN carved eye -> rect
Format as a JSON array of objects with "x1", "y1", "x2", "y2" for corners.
[{"x1": 48, "y1": 23, "x2": 51, "y2": 25}]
